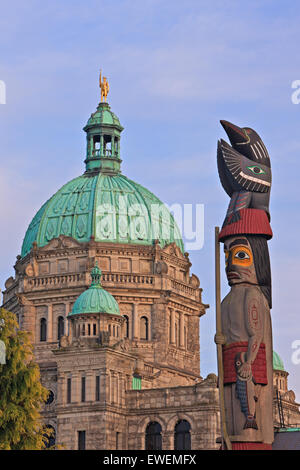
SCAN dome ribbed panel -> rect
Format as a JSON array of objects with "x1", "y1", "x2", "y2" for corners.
[
  {"x1": 94, "y1": 174, "x2": 184, "y2": 252},
  {"x1": 21, "y1": 199, "x2": 51, "y2": 257},
  {"x1": 21, "y1": 172, "x2": 184, "y2": 257},
  {"x1": 22, "y1": 175, "x2": 98, "y2": 255}
]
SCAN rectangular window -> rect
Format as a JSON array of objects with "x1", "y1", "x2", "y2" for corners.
[
  {"x1": 67, "y1": 378, "x2": 72, "y2": 404},
  {"x1": 78, "y1": 431, "x2": 86, "y2": 450},
  {"x1": 116, "y1": 432, "x2": 120, "y2": 450},
  {"x1": 81, "y1": 377, "x2": 86, "y2": 402},
  {"x1": 96, "y1": 375, "x2": 100, "y2": 401},
  {"x1": 93, "y1": 324, "x2": 97, "y2": 335},
  {"x1": 132, "y1": 375, "x2": 142, "y2": 390}
]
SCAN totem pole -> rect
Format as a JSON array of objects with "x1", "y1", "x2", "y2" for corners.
[{"x1": 215, "y1": 120, "x2": 274, "y2": 450}]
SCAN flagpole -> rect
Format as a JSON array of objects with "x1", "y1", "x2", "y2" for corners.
[{"x1": 215, "y1": 226, "x2": 232, "y2": 450}]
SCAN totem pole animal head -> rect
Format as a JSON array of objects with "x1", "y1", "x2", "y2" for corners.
[
  {"x1": 217, "y1": 120, "x2": 271, "y2": 197},
  {"x1": 220, "y1": 120, "x2": 270, "y2": 166},
  {"x1": 234, "y1": 351, "x2": 247, "y2": 374}
]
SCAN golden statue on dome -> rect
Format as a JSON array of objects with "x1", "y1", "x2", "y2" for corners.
[{"x1": 99, "y1": 69, "x2": 109, "y2": 102}]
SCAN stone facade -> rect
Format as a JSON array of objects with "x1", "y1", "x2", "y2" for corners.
[
  {"x1": 3, "y1": 234, "x2": 223, "y2": 449},
  {"x1": 126, "y1": 375, "x2": 219, "y2": 450},
  {"x1": 3, "y1": 232, "x2": 300, "y2": 449},
  {"x1": 273, "y1": 366, "x2": 300, "y2": 428}
]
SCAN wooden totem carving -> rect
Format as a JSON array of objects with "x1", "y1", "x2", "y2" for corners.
[{"x1": 216, "y1": 120, "x2": 274, "y2": 450}]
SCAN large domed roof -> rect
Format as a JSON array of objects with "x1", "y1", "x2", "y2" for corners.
[
  {"x1": 21, "y1": 173, "x2": 184, "y2": 257},
  {"x1": 21, "y1": 101, "x2": 184, "y2": 258}
]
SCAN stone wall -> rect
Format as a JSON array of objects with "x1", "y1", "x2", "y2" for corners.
[{"x1": 126, "y1": 375, "x2": 220, "y2": 450}]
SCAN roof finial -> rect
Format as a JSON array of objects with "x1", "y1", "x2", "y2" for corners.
[
  {"x1": 90, "y1": 261, "x2": 102, "y2": 287},
  {"x1": 99, "y1": 69, "x2": 109, "y2": 103}
]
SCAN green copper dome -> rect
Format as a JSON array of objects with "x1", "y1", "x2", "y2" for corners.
[
  {"x1": 21, "y1": 172, "x2": 184, "y2": 257},
  {"x1": 273, "y1": 351, "x2": 285, "y2": 371},
  {"x1": 85, "y1": 102, "x2": 123, "y2": 129},
  {"x1": 21, "y1": 101, "x2": 184, "y2": 258},
  {"x1": 69, "y1": 264, "x2": 120, "y2": 317}
]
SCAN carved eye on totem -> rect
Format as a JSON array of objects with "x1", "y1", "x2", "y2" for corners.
[
  {"x1": 234, "y1": 250, "x2": 250, "y2": 261},
  {"x1": 231, "y1": 245, "x2": 253, "y2": 267},
  {"x1": 247, "y1": 165, "x2": 266, "y2": 175},
  {"x1": 236, "y1": 360, "x2": 242, "y2": 367}
]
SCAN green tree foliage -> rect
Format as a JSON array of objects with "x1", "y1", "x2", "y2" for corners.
[{"x1": 0, "y1": 307, "x2": 49, "y2": 449}]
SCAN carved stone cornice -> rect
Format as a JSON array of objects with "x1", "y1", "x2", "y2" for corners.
[{"x1": 15, "y1": 293, "x2": 33, "y2": 307}]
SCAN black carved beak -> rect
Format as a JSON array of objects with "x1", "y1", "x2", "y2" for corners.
[{"x1": 220, "y1": 120, "x2": 249, "y2": 147}]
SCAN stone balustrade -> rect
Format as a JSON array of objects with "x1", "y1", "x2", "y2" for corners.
[{"x1": 27, "y1": 273, "x2": 85, "y2": 289}]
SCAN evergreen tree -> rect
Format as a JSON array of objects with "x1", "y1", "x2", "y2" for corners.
[{"x1": 0, "y1": 307, "x2": 49, "y2": 449}]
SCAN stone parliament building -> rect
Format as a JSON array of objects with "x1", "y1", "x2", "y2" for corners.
[{"x1": 2, "y1": 89, "x2": 300, "y2": 450}]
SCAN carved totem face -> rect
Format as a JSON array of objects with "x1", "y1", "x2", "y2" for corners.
[{"x1": 223, "y1": 236, "x2": 258, "y2": 286}]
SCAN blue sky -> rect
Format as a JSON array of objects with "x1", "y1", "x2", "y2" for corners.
[{"x1": 1, "y1": 0, "x2": 300, "y2": 397}]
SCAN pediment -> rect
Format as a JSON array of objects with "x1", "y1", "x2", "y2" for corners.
[
  {"x1": 162, "y1": 242, "x2": 186, "y2": 260},
  {"x1": 38, "y1": 235, "x2": 84, "y2": 252}
]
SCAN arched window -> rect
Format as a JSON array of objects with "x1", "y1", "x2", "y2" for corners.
[
  {"x1": 43, "y1": 425, "x2": 56, "y2": 449},
  {"x1": 57, "y1": 316, "x2": 64, "y2": 340},
  {"x1": 140, "y1": 316, "x2": 149, "y2": 340},
  {"x1": 45, "y1": 390, "x2": 54, "y2": 405},
  {"x1": 145, "y1": 422, "x2": 162, "y2": 450},
  {"x1": 174, "y1": 420, "x2": 191, "y2": 450},
  {"x1": 123, "y1": 315, "x2": 129, "y2": 338},
  {"x1": 40, "y1": 318, "x2": 47, "y2": 342}
]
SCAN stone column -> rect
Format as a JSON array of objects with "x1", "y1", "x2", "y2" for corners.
[
  {"x1": 17, "y1": 296, "x2": 35, "y2": 342},
  {"x1": 170, "y1": 309, "x2": 176, "y2": 345},
  {"x1": 117, "y1": 373, "x2": 121, "y2": 406},
  {"x1": 67, "y1": 318, "x2": 73, "y2": 343},
  {"x1": 100, "y1": 372, "x2": 106, "y2": 403},
  {"x1": 179, "y1": 312, "x2": 185, "y2": 349},
  {"x1": 163, "y1": 431, "x2": 174, "y2": 450},
  {"x1": 126, "y1": 374, "x2": 131, "y2": 393},
  {"x1": 111, "y1": 372, "x2": 117, "y2": 404},
  {"x1": 104, "y1": 372, "x2": 110, "y2": 404},
  {"x1": 48, "y1": 304, "x2": 53, "y2": 342},
  {"x1": 133, "y1": 304, "x2": 139, "y2": 340},
  {"x1": 57, "y1": 374, "x2": 65, "y2": 406},
  {"x1": 115, "y1": 372, "x2": 119, "y2": 405},
  {"x1": 72, "y1": 372, "x2": 79, "y2": 403},
  {"x1": 120, "y1": 375, "x2": 125, "y2": 407},
  {"x1": 86, "y1": 371, "x2": 93, "y2": 402},
  {"x1": 110, "y1": 372, "x2": 114, "y2": 403},
  {"x1": 65, "y1": 302, "x2": 71, "y2": 336}
]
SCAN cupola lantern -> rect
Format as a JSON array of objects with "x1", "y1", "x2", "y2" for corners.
[{"x1": 83, "y1": 71, "x2": 124, "y2": 174}]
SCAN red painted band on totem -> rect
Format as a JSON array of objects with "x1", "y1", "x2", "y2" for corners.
[
  {"x1": 222, "y1": 341, "x2": 267, "y2": 385},
  {"x1": 231, "y1": 442, "x2": 272, "y2": 450},
  {"x1": 218, "y1": 208, "x2": 273, "y2": 242}
]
